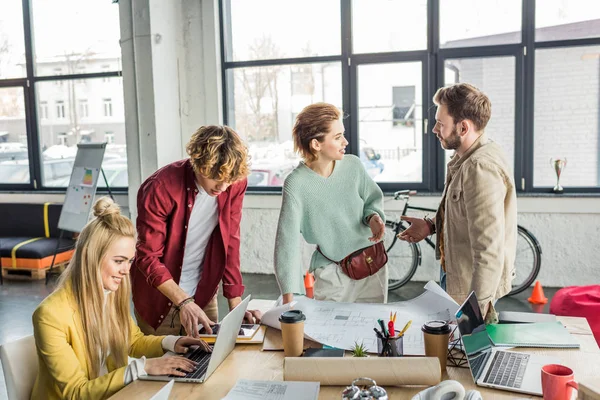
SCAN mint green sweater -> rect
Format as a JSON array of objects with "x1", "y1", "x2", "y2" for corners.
[{"x1": 274, "y1": 155, "x2": 385, "y2": 295}]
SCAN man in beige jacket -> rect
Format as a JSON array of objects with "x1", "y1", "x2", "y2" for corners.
[{"x1": 400, "y1": 83, "x2": 517, "y2": 322}]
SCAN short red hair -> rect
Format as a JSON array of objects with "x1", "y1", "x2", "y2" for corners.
[{"x1": 292, "y1": 103, "x2": 342, "y2": 162}]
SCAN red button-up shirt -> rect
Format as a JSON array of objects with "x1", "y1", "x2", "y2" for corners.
[{"x1": 131, "y1": 159, "x2": 247, "y2": 329}]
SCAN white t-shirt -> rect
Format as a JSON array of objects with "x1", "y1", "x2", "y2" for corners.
[{"x1": 179, "y1": 183, "x2": 219, "y2": 296}]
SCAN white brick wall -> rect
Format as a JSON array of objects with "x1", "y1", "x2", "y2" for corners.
[
  {"x1": 239, "y1": 195, "x2": 600, "y2": 288},
  {"x1": 446, "y1": 56, "x2": 516, "y2": 169},
  {"x1": 533, "y1": 46, "x2": 600, "y2": 187}
]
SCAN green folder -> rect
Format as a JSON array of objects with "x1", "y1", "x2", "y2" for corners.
[{"x1": 486, "y1": 321, "x2": 580, "y2": 348}]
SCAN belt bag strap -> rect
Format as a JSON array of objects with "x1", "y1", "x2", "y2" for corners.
[{"x1": 316, "y1": 242, "x2": 388, "y2": 281}]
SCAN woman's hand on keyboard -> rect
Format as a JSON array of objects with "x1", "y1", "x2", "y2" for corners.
[
  {"x1": 145, "y1": 356, "x2": 198, "y2": 377},
  {"x1": 174, "y1": 337, "x2": 213, "y2": 354}
]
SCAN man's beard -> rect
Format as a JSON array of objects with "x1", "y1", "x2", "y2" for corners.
[{"x1": 441, "y1": 126, "x2": 461, "y2": 150}]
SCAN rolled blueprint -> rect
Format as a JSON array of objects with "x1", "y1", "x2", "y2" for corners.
[{"x1": 284, "y1": 356, "x2": 441, "y2": 386}]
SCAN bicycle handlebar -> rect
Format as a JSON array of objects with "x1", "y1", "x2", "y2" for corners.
[{"x1": 393, "y1": 190, "x2": 418, "y2": 200}]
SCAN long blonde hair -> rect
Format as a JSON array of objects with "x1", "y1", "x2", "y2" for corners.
[{"x1": 56, "y1": 197, "x2": 135, "y2": 378}]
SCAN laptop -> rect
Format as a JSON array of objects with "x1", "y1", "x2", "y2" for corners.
[
  {"x1": 456, "y1": 292, "x2": 559, "y2": 396},
  {"x1": 140, "y1": 295, "x2": 251, "y2": 383}
]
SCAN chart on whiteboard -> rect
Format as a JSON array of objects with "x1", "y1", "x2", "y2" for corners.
[{"x1": 261, "y1": 281, "x2": 459, "y2": 355}]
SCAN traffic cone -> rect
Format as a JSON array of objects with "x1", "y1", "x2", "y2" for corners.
[
  {"x1": 304, "y1": 272, "x2": 315, "y2": 299},
  {"x1": 528, "y1": 280, "x2": 548, "y2": 304}
]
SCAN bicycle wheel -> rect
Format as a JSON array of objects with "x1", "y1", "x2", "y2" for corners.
[
  {"x1": 384, "y1": 221, "x2": 421, "y2": 291},
  {"x1": 509, "y1": 226, "x2": 542, "y2": 296}
]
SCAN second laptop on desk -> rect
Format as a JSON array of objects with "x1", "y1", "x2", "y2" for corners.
[
  {"x1": 456, "y1": 291, "x2": 559, "y2": 396},
  {"x1": 139, "y1": 295, "x2": 251, "y2": 384}
]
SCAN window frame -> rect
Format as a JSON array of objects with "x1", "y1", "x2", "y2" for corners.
[
  {"x1": 219, "y1": 0, "x2": 600, "y2": 195},
  {"x1": 0, "y1": 0, "x2": 124, "y2": 192}
]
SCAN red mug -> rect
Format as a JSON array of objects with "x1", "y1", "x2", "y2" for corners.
[{"x1": 541, "y1": 364, "x2": 578, "y2": 400}]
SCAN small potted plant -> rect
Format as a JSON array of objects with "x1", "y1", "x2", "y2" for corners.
[{"x1": 350, "y1": 341, "x2": 369, "y2": 357}]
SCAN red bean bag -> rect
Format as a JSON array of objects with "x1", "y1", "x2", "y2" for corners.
[{"x1": 550, "y1": 285, "x2": 600, "y2": 347}]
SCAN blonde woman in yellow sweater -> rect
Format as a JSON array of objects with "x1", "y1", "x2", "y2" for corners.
[{"x1": 31, "y1": 197, "x2": 211, "y2": 399}]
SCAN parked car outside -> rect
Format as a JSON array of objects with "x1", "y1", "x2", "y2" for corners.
[
  {"x1": 248, "y1": 160, "x2": 296, "y2": 187},
  {"x1": 0, "y1": 142, "x2": 28, "y2": 162},
  {"x1": 0, "y1": 158, "x2": 75, "y2": 185},
  {"x1": 360, "y1": 146, "x2": 385, "y2": 179}
]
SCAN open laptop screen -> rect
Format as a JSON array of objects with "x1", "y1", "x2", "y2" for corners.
[{"x1": 456, "y1": 292, "x2": 494, "y2": 380}]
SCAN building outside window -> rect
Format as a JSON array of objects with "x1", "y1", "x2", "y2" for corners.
[
  {"x1": 0, "y1": 0, "x2": 127, "y2": 189},
  {"x1": 105, "y1": 131, "x2": 115, "y2": 144},
  {"x1": 79, "y1": 99, "x2": 89, "y2": 118},
  {"x1": 55, "y1": 100, "x2": 65, "y2": 119},
  {"x1": 103, "y1": 98, "x2": 112, "y2": 117},
  {"x1": 39, "y1": 101, "x2": 48, "y2": 119}
]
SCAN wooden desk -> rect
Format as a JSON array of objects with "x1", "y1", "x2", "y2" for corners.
[{"x1": 110, "y1": 317, "x2": 599, "y2": 400}]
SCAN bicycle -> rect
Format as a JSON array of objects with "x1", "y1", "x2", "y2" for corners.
[{"x1": 384, "y1": 190, "x2": 542, "y2": 296}]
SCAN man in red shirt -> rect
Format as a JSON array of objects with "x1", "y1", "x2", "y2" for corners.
[{"x1": 132, "y1": 125, "x2": 261, "y2": 337}]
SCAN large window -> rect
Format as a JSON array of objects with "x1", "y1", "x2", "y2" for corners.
[
  {"x1": 0, "y1": 0, "x2": 126, "y2": 191},
  {"x1": 221, "y1": 0, "x2": 600, "y2": 193},
  {"x1": 443, "y1": 56, "x2": 516, "y2": 172},
  {"x1": 357, "y1": 62, "x2": 423, "y2": 183}
]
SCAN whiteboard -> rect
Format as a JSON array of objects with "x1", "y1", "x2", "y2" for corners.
[{"x1": 58, "y1": 143, "x2": 106, "y2": 233}]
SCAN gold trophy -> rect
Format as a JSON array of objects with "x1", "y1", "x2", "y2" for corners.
[{"x1": 550, "y1": 158, "x2": 567, "y2": 193}]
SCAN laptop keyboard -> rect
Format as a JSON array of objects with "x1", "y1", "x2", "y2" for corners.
[
  {"x1": 168, "y1": 345, "x2": 214, "y2": 380},
  {"x1": 470, "y1": 351, "x2": 491, "y2": 380},
  {"x1": 483, "y1": 351, "x2": 529, "y2": 388}
]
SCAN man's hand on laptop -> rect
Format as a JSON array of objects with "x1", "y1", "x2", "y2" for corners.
[
  {"x1": 228, "y1": 296, "x2": 262, "y2": 324},
  {"x1": 145, "y1": 356, "x2": 197, "y2": 377},
  {"x1": 174, "y1": 337, "x2": 213, "y2": 354},
  {"x1": 244, "y1": 309, "x2": 262, "y2": 324},
  {"x1": 180, "y1": 302, "x2": 215, "y2": 337}
]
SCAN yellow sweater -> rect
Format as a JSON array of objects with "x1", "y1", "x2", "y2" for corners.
[{"x1": 31, "y1": 286, "x2": 165, "y2": 399}]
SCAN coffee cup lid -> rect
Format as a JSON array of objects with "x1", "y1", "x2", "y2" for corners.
[
  {"x1": 421, "y1": 320, "x2": 451, "y2": 334},
  {"x1": 279, "y1": 309, "x2": 306, "y2": 323}
]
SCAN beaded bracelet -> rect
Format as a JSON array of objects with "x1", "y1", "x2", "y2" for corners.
[{"x1": 176, "y1": 297, "x2": 195, "y2": 310}]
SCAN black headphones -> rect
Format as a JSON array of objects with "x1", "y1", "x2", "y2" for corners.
[{"x1": 341, "y1": 377, "x2": 388, "y2": 399}]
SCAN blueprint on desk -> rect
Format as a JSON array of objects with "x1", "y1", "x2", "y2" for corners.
[{"x1": 261, "y1": 281, "x2": 459, "y2": 355}]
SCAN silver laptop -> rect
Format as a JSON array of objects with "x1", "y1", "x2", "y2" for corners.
[
  {"x1": 140, "y1": 295, "x2": 251, "y2": 383},
  {"x1": 456, "y1": 292, "x2": 559, "y2": 396}
]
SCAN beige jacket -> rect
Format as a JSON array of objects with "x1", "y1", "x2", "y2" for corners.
[{"x1": 435, "y1": 134, "x2": 517, "y2": 312}]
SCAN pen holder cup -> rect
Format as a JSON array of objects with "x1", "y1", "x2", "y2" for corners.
[{"x1": 377, "y1": 335, "x2": 404, "y2": 357}]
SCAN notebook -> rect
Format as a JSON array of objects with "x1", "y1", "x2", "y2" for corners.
[
  {"x1": 201, "y1": 325, "x2": 267, "y2": 344},
  {"x1": 486, "y1": 321, "x2": 580, "y2": 348},
  {"x1": 498, "y1": 311, "x2": 557, "y2": 324}
]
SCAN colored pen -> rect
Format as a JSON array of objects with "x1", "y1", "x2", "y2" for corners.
[
  {"x1": 398, "y1": 320, "x2": 413, "y2": 337},
  {"x1": 378, "y1": 319, "x2": 387, "y2": 337},
  {"x1": 388, "y1": 320, "x2": 395, "y2": 338},
  {"x1": 373, "y1": 327, "x2": 384, "y2": 340}
]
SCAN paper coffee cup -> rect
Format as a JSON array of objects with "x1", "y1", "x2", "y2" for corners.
[
  {"x1": 279, "y1": 310, "x2": 306, "y2": 357},
  {"x1": 422, "y1": 320, "x2": 451, "y2": 374}
]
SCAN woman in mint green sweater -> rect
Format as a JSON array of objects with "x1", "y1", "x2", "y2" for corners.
[{"x1": 274, "y1": 102, "x2": 388, "y2": 305}]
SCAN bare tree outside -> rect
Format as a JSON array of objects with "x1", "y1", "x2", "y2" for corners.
[
  {"x1": 236, "y1": 35, "x2": 283, "y2": 141},
  {"x1": 62, "y1": 49, "x2": 94, "y2": 144}
]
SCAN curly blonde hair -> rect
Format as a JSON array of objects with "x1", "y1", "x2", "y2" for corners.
[{"x1": 186, "y1": 125, "x2": 250, "y2": 182}]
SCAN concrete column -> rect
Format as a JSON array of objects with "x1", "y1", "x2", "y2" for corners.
[{"x1": 118, "y1": 0, "x2": 223, "y2": 219}]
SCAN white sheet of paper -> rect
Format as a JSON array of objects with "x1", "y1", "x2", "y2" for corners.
[
  {"x1": 260, "y1": 300, "x2": 297, "y2": 330},
  {"x1": 261, "y1": 281, "x2": 458, "y2": 355},
  {"x1": 149, "y1": 379, "x2": 174, "y2": 400},
  {"x1": 222, "y1": 380, "x2": 319, "y2": 400}
]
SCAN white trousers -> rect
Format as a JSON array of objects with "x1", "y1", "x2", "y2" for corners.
[{"x1": 313, "y1": 263, "x2": 388, "y2": 303}]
